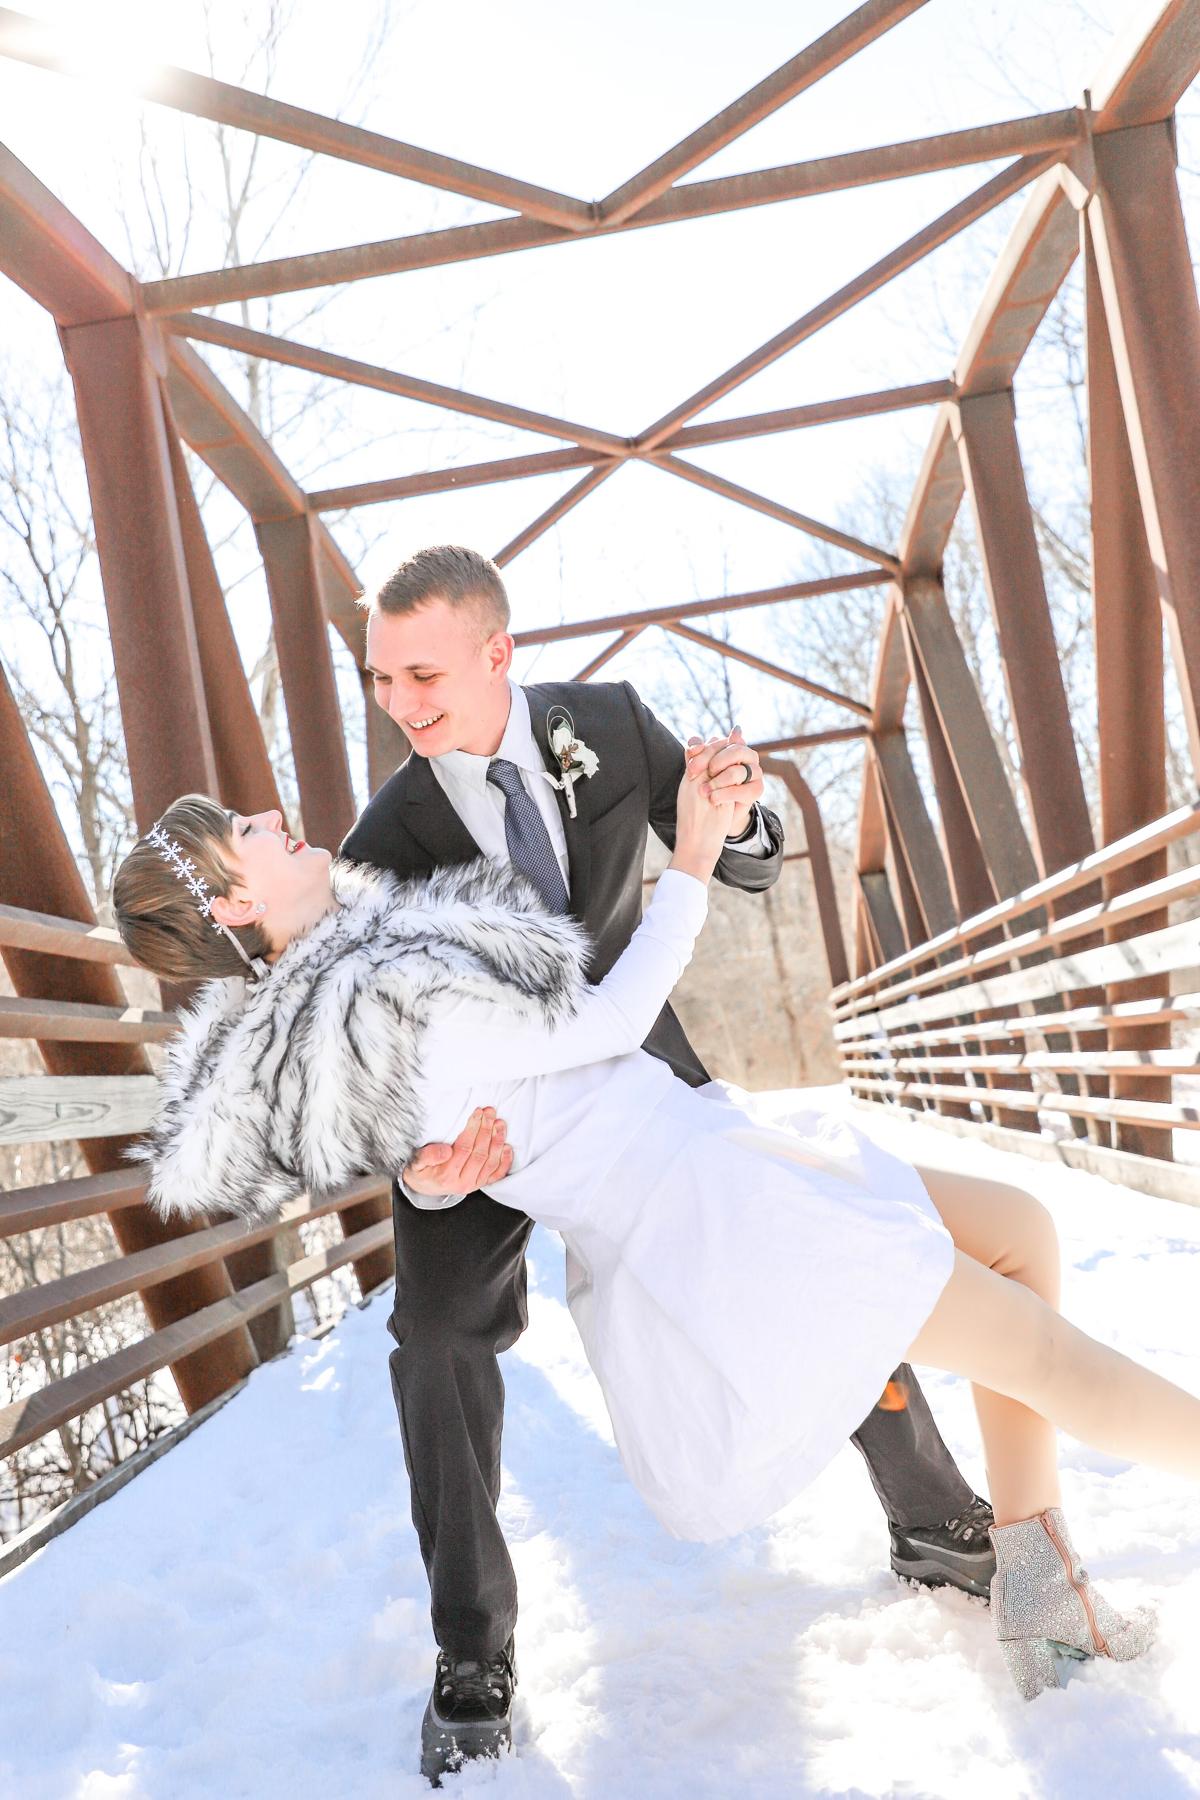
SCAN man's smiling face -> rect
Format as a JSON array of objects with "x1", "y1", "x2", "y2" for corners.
[{"x1": 365, "y1": 595, "x2": 514, "y2": 758}]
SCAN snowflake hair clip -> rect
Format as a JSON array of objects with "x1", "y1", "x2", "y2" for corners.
[{"x1": 148, "y1": 822, "x2": 270, "y2": 980}]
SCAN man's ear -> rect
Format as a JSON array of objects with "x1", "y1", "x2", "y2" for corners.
[
  {"x1": 211, "y1": 889, "x2": 257, "y2": 929},
  {"x1": 487, "y1": 631, "x2": 515, "y2": 679}
]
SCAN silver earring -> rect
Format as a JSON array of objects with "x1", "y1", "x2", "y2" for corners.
[{"x1": 255, "y1": 902, "x2": 267, "y2": 914}]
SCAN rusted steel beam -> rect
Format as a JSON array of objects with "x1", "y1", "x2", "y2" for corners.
[
  {"x1": 900, "y1": 172, "x2": 1078, "y2": 576},
  {"x1": 631, "y1": 109, "x2": 1083, "y2": 229},
  {"x1": 858, "y1": 869, "x2": 907, "y2": 963},
  {"x1": 60, "y1": 316, "x2": 219, "y2": 824},
  {"x1": 309, "y1": 446, "x2": 606, "y2": 513},
  {"x1": 1091, "y1": 0, "x2": 1200, "y2": 130},
  {"x1": 0, "y1": 659, "x2": 258, "y2": 1407},
  {"x1": 873, "y1": 730, "x2": 956, "y2": 936},
  {"x1": 141, "y1": 150, "x2": 1056, "y2": 315},
  {"x1": 648, "y1": 454, "x2": 898, "y2": 570},
  {"x1": 573, "y1": 629, "x2": 644, "y2": 681},
  {"x1": 162, "y1": 338, "x2": 365, "y2": 660},
  {"x1": 255, "y1": 514, "x2": 356, "y2": 852},
  {"x1": 868, "y1": 589, "x2": 910, "y2": 729},
  {"x1": 664, "y1": 622, "x2": 872, "y2": 716},
  {"x1": 1088, "y1": 121, "x2": 1200, "y2": 776},
  {"x1": 167, "y1": 313, "x2": 629, "y2": 456},
  {"x1": 494, "y1": 464, "x2": 619, "y2": 567},
  {"x1": 1085, "y1": 216, "x2": 1172, "y2": 1158},
  {"x1": 753, "y1": 727, "x2": 868, "y2": 752},
  {"x1": 953, "y1": 389, "x2": 1094, "y2": 880},
  {"x1": 637, "y1": 155, "x2": 1055, "y2": 452},
  {"x1": 0, "y1": 139, "x2": 133, "y2": 323},
  {"x1": 362, "y1": 669, "x2": 409, "y2": 795},
  {"x1": 598, "y1": 0, "x2": 933, "y2": 223},
  {"x1": 901, "y1": 578, "x2": 1039, "y2": 902},
  {"x1": 0, "y1": 6, "x2": 591, "y2": 229},
  {"x1": 165, "y1": 416, "x2": 284, "y2": 817},
  {"x1": 668, "y1": 381, "x2": 954, "y2": 450},
  {"x1": 511, "y1": 571, "x2": 889, "y2": 647},
  {"x1": 760, "y1": 757, "x2": 849, "y2": 986}
]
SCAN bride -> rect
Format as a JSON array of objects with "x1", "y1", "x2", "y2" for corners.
[{"x1": 112, "y1": 767, "x2": 1198, "y2": 1703}]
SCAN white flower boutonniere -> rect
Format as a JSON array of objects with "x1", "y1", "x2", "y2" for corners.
[{"x1": 543, "y1": 706, "x2": 599, "y2": 819}]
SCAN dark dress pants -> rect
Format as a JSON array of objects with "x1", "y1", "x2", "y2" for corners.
[{"x1": 388, "y1": 1183, "x2": 975, "y2": 1660}]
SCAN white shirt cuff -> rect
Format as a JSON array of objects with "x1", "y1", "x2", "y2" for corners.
[{"x1": 724, "y1": 805, "x2": 770, "y2": 858}]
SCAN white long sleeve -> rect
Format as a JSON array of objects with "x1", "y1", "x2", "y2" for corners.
[{"x1": 418, "y1": 869, "x2": 709, "y2": 1087}]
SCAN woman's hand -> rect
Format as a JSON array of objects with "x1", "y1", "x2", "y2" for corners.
[{"x1": 670, "y1": 744, "x2": 739, "y2": 882}]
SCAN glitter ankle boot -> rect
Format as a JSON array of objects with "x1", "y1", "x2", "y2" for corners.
[{"x1": 989, "y1": 1508, "x2": 1156, "y2": 1700}]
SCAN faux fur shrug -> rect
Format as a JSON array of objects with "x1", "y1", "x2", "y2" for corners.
[{"x1": 134, "y1": 859, "x2": 589, "y2": 1227}]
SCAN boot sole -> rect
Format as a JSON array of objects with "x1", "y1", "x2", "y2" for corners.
[
  {"x1": 891, "y1": 1551, "x2": 993, "y2": 1601},
  {"x1": 420, "y1": 1699, "x2": 512, "y2": 1786}
]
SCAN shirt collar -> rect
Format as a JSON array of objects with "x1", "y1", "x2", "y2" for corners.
[{"x1": 433, "y1": 681, "x2": 544, "y2": 793}]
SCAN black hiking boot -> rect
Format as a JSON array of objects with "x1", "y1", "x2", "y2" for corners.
[
  {"x1": 890, "y1": 1495, "x2": 996, "y2": 1600},
  {"x1": 420, "y1": 1636, "x2": 517, "y2": 1786}
]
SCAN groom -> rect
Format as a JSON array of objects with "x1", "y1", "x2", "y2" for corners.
[{"x1": 340, "y1": 545, "x2": 994, "y2": 1781}]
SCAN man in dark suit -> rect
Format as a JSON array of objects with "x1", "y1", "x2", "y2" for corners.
[{"x1": 341, "y1": 546, "x2": 993, "y2": 1781}]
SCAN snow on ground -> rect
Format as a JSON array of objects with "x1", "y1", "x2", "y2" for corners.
[{"x1": 2, "y1": 1090, "x2": 1199, "y2": 1799}]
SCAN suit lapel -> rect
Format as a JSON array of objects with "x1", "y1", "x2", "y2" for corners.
[
  {"x1": 525, "y1": 683, "x2": 592, "y2": 918},
  {"x1": 401, "y1": 751, "x2": 485, "y2": 868}
]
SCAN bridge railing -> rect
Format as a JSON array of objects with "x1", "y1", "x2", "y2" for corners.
[
  {"x1": 0, "y1": 904, "x2": 392, "y2": 1481},
  {"x1": 831, "y1": 800, "x2": 1200, "y2": 1204}
]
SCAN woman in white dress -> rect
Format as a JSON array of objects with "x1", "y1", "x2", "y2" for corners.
[{"x1": 112, "y1": 769, "x2": 1199, "y2": 1701}]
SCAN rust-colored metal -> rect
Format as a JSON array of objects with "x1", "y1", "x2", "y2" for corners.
[
  {"x1": 60, "y1": 314, "x2": 218, "y2": 827},
  {"x1": 953, "y1": 389, "x2": 1095, "y2": 880},
  {"x1": 664, "y1": 622, "x2": 872, "y2": 716},
  {"x1": 670, "y1": 382, "x2": 955, "y2": 449},
  {"x1": 1088, "y1": 120, "x2": 1200, "y2": 775},
  {"x1": 494, "y1": 464, "x2": 620, "y2": 567},
  {"x1": 0, "y1": 7, "x2": 591, "y2": 230},
  {"x1": 310, "y1": 446, "x2": 605, "y2": 513},
  {"x1": 512, "y1": 572, "x2": 890, "y2": 647},
  {"x1": 168, "y1": 313, "x2": 629, "y2": 456},
  {"x1": 1085, "y1": 215, "x2": 1173, "y2": 1158},
  {"x1": 164, "y1": 414, "x2": 284, "y2": 817},
  {"x1": 0, "y1": 658, "x2": 259, "y2": 1407},
  {"x1": 648, "y1": 454, "x2": 898, "y2": 570},
  {"x1": 760, "y1": 758, "x2": 849, "y2": 986},
  {"x1": 574, "y1": 629, "x2": 645, "y2": 682},
  {"x1": 598, "y1": 0, "x2": 934, "y2": 223}
]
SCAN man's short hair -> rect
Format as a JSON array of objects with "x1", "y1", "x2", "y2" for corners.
[{"x1": 366, "y1": 545, "x2": 510, "y2": 636}]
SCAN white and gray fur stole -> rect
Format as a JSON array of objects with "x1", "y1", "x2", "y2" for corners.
[{"x1": 132, "y1": 859, "x2": 588, "y2": 1228}]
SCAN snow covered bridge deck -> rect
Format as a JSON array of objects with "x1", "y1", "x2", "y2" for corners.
[{"x1": 2, "y1": 1098, "x2": 1197, "y2": 1800}]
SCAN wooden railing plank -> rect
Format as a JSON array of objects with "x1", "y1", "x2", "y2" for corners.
[
  {"x1": 834, "y1": 916, "x2": 1200, "y2": 1040},
  {"x1": 0, "y1": 1218, "x2": 393, "y2": 1460},
  {"x1": 847, "y1": 1073, "x2": 1200, "y2": 1130},
  {"x1": 0, "y1": 1170, "x2": 148, "y2": 1237},
  {"x1": 0, "y1": 995, "x2": 178, "y2": 1044},
  {"x1": 0, "y1": 1176, "x2": 389, "y2": 1346},
  {"x1": 0, "y1": 1075, "x2": 160, "y2": 1145},
  {"x1": 831, "y1": 798, "x2": 1200, "y2": 1003},
  {"x1": 0, "y1": 902, "x2": 135, "y2": 966}
]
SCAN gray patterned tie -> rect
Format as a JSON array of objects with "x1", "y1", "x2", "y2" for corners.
[{"x1": 486, "y1": 758, "x2": 570, "y2": 914}]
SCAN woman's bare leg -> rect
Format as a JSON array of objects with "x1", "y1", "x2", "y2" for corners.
[
  {"x1": 912, "y1": 1168, "x2": 1062, "y2": 1524},
  {"x1": 906, "y1": 1170, "x2": 1200, "y2": 1498}
]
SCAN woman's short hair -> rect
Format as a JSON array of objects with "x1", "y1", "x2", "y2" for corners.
[{"x1": 112, "y1": 794, "x2": 271, "y2": 982}]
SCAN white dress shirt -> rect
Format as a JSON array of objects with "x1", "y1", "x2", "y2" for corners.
[{"x1": 426, "y1": 681, "x2": 768, "y2": 891}]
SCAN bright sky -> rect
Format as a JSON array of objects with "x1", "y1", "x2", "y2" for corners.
[{"x1": 0, "y1": 0, "x2": 1191, "y2": 804}]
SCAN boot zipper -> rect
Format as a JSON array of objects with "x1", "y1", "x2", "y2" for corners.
[{"x1": 1041, "y1": 1511, "x2": 1110, "y2": 1657}]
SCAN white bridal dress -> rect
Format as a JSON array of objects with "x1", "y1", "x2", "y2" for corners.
[{"x1": 411, "y1": 871, "x2": 956, "y2": 1542}]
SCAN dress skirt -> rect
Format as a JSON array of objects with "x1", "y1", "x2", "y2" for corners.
[{"x1": 556, "y1": 1082, "x2": 956, "y2": 1542}]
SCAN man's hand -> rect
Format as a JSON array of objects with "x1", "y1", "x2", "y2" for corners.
[
  {"x1": 684, "y1": 725, "x2": 764, "y2": 841},
  {"x1": 403, "y1": 1107, "x2": 513, "y2": 1199}
]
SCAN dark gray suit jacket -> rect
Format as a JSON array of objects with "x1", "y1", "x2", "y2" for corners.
[{"x1": 340, "y1": 679, "x2": 785, "y2": 1086}]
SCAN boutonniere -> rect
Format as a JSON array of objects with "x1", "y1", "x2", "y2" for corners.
[{"x1": 542, "y1": 706, "x2": 599, "y2": 819}]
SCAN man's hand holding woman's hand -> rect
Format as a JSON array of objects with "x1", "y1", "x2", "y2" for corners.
[
  {"x1": 684, "y1": 725, "x2": 763, "y2": 842},
  {"x1": 671, "y1": 736, "x2": 741, "y2": 883}
]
